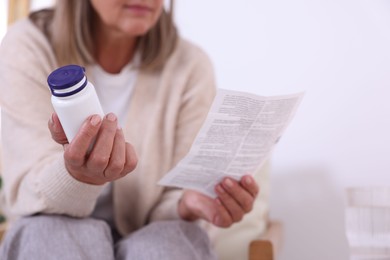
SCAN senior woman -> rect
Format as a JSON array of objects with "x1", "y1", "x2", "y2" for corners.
[{"x1": 0, "y1": 0, "x2": 259, "y2": 259}]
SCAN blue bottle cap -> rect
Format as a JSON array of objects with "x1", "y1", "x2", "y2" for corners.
[{"x1": 47, "y1": 65, "x2": 87, "y2": 97}]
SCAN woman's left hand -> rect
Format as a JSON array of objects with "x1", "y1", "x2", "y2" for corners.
[{"x1": 178, "y1": 175, "x2": 259, "y2": 228}]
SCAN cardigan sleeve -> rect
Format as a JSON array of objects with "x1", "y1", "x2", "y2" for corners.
[
  {"x1": 0, "y1": 19, "x2": 104, "y2": 220},
  {"x1": 148, "y1": 42, "x2": 217, "y2": 222}
]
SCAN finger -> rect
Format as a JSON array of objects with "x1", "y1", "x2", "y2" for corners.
[
  {"x1": 213, "y1": 197, "x2": 233, "y2": 228},
  {"x1": 64, "y1": 115, "x2": 102, "y2": 167},
  {"x1": 103, "y1": 128, "x2": 126, "y2": 180},
  {"x1": 240, "y1": 175, "x2": 259, "y2": 198},
  {"x1": 87, "y1": 113, "x2": 118, "y2": 171},
  {"x1": 215, "y1": 183, "x2": 245, "y2": 222},
  {"x1": 48, "y1": 113, "x2": 68, "y2": 145},
  {"x1": 179, "y1": 190, "x2": 217, "y2": 222},
  {"x1": 121, "y1": 142, "x2": 138, "y2": 176},
  {"x1": 222, "y1": 178, "x2": 255, "y2": 213}
]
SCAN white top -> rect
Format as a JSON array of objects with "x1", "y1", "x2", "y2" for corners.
[
  {"x1": 89, "y1": 59, "x2": 139, "y2": 126},
  {"x1": 88, "y1": 60, "x2": 139, "y2": 229}
]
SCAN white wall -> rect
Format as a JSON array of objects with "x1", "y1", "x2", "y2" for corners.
[
  {"x1": 176, "y1": 1, "x2": 390, "y2": 260},
  {"x1": 30, "y1": 0, "x2": 54, "y2": 11}
]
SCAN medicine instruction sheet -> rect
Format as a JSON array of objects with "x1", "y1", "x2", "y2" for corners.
[{"x1": 159, "y1": 88, "x2": 304, "y2": 197}]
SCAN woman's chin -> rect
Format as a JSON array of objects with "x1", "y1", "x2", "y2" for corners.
[{"x1": 120, "y1": 23, "x2": 153, "y2": 37}]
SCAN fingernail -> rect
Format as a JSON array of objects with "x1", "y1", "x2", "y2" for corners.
[
  {"x1": 225, "y1": 179, "x2": 233, "y2": 188},
  {"x1": 216, "y1": 185, "x2": 225, "y2": 194},
  {"x1": 106, "y1": 113, "x2": 116, "y2": 122},
  {"x1": 91, "y1": 115, "x2": 101, "y2": 126},
  {"x1": 245, "y1": 177, "x2": 252, "y2": 185}
]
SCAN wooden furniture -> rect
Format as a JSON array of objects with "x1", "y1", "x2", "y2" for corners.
[
  {"x1": 7, "y1": 0, "x2": 30, "y2": 25},
  {"x1": 250, "y1": 221, "x2": 283, "y2": 260}
]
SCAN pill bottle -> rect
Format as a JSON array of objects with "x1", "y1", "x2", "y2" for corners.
[{"x1": 47, "y1": 64, "x2": 104, "y2": 142}]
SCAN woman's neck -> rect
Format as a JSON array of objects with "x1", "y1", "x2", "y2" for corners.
[{"x1": 93, "y1": 22, "x2": 137, "y2": 74}]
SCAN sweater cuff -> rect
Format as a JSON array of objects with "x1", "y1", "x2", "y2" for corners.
[
  {"x1": 150, "y1": 189, "x2": 183, "y2": 221},
  {"x1": 38, "y1": 159, "x2": 104, "y2": 217}
]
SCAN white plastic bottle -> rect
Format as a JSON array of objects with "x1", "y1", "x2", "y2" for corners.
[{"x1": 47, "y1": 64, "x2": 104, "y2": 142}]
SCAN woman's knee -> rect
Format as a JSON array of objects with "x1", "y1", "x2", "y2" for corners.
[
  {"x1": 7, "y1": 214, "x2": 112, "y2": 240},
  {"x1": 0, "y1": 214, "x2": 114, "y2": 260},
  {"x1": 116, "y1": 220, "x2": 216, "y2": 260}
]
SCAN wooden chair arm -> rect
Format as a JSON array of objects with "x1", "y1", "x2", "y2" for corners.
[{"x1": 249, "y1": 221, "x2": 283, "y2": 260}]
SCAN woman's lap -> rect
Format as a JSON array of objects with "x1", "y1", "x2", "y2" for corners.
[
  {"x1": 116, "y1": 219, "x2": 216, "y2": 260},
  {"x1": 0, "y1": 215, "x2": 216, "y2": 260},
  {"x1": 0, "y1": 215, "x2": 115, "y2": 260}
]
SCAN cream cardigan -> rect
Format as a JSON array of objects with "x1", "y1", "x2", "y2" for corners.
[{"x1": 0, "y1": 19, "x2": 216, "y2": 235}]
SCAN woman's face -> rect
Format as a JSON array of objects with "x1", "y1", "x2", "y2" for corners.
[{"x1": 90, "y1": 0, "x2": 164, "y2": 37}]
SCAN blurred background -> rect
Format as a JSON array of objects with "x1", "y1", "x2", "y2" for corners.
[{"x1": 2, "y1": 1, "x2": 390, "y2": 259}]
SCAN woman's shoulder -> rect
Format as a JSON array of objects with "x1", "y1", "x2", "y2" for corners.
[
  {"x1": 175, "y1": 38, "x2": 209, "y2": 57},
  {"x1": 169, "y1": 38, "x2": 214, "y2": 69},
  {"x1": 158, "y1": 38, "x2": 216, "y2": 93},
  {"x1": 5, "y1": 9, "x2": 53, "y2": 37},
  {"x1": 2, "y1": 18, "x2": 46, "y2": 49},
  {"x1": 0, "y1": 12, "x2": 56, "y2": 71}
]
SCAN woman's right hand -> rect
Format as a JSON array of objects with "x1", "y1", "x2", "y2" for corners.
[{"x1": 48, "y1": 112, "x2": 138, "y2": 185}]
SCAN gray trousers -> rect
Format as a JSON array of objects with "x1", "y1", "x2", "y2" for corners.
[{"x1": 0, "y1": 215, "x2": 216, "y2": 260}]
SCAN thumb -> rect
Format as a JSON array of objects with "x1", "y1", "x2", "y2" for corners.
[{"x1": 188, "y1": 191, "x2": 218, "y2": 222}]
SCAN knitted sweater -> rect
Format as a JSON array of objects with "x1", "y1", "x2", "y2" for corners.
[{"x1": 0, "y1": 18, "x2": 216, "y2": 235}]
